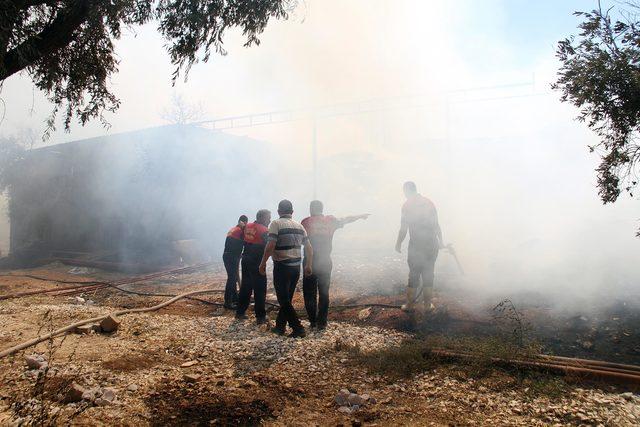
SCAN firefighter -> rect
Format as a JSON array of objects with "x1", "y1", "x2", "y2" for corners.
[
  {"x1": 222, "y1": 215, "x2": 248, "y2": 309},
  {"x1": 259, "y1": 200, "x2": 313, "y2": 338},
  {"x1": 235, "y1": 209, "x2": 271, "y2": 324},
  {"x1": 395, "y1": 181, "x2": 443, "y2": 312},
  {"x1": 301, "y1": 200, "x2": 369, "y2": 329}
]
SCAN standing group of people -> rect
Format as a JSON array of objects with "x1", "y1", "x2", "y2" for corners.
[{"x1": 222, "y1": 182, "x2": 442, "y2": 338}]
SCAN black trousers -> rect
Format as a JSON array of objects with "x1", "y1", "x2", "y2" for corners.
[
  {"x1": 273, "y1": 262, "x2": 303, "y2": 331},
  {"x1": 303, "y1": 262, "x2": 332, "y2": 327},
  {"x1": 236, "y1": 257, "x2": 267, "y2": 319},
  {"x1": 407, "y1": 240, "x2": 439, "y2": 290},
  {"x1": 222, "y1": 253, "x2": 240, "y2": 306}
]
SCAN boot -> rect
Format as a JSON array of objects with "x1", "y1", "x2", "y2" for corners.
[
  {"x1": 423, "y1": 287, "x2": 435, "y2": 313},
  {"x1": 414, "y1": 287, "x2": 426, "y2": 313},
  {"x1": 401, "y1": 287, "x2": 417, "y2": 312}
]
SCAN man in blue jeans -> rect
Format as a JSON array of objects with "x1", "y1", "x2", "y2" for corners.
[{"x1": 259, "y1": 200, "x2": 313, "y2": 338}]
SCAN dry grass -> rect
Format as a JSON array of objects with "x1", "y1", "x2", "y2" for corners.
[{"x1": 342, "y1": 333, "x2": 569, "y2": 398}]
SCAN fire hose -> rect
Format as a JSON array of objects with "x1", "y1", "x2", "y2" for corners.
[{"x1": 0, "y1": 262, "x2": 216, "y2": 301}]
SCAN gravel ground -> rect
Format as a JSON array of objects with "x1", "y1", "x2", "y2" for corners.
[{"x1": 0, "y1": 268, "x2": 639, "y2": 426}]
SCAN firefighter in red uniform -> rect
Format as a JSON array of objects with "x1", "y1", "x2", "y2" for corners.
[
  {"x1": 301, "y1": 200, "x2": 369, "y2": 329},
  {"x1": 236, "y1": 209, "x2": 271, "y2": 324},
  {"x1": 223, "y1": 215, "x2": 248, "y2": 309}
]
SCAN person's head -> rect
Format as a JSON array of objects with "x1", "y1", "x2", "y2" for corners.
[
  {"x1": 277, "y1": 199, "x2": 294, "y2": 217},
  {"x1": 256, "y1": 209, "x2": 271, "y2": 226},
  {"x1": 403, "y1": 181, "x2": 417, "y2": 199},
  {"x1": 309, "y1": 200, "x2": 324, "y2": 216},
  {"x1": 238, "y1": 215, "x2": 248, "y2": 228}
]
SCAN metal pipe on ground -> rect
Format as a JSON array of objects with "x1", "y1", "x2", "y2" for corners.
[{"x1": 427, "y1": 349, "x2": 640, "y2": 386}]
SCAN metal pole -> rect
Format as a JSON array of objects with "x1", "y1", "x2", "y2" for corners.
[{"x1": 312, "y1": 118, "x2": 318, "y2": 199}]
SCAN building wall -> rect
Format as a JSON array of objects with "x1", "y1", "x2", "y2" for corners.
[
  {"x1": 7, "y1": 125, "x2": 278, "y2": 264},
  {"x1": 0, "y1": 195, "x2": 9, "y2": 257}
]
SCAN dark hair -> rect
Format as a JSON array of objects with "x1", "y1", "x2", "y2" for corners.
[
  {"x1": 403, "y1": 181, "x2": 417, "y2": 193},
  {"x1": 277, "y1": 199, "x2": 294, "y2": 215},
  {"x1": 310, "y1": 200, "x2": 323, "y2": 214},
  {"x1": 256, "y1": 209, "x2": 271, "y2": 223},
  {"x1": 238, "y1": 215, "x2": 248, "y2": 223}
]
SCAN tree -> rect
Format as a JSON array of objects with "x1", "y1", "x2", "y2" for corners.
[
  {"x1": 0, "y1": 1, "x2": 293, "y2": 136},
  {"x1": 161, "y1": 92, "x2": 205, "y2": 125},
  {"x1": 554, "y1": 2, "x2": 640, "y2": 234}
]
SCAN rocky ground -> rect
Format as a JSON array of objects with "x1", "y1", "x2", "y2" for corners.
[{"x1": 0, "y1": 263, "x2": 639, "y2": 426}]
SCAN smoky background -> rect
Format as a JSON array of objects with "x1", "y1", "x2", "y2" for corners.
[{"x1": 0, "y1": 0, "x2": 638, "y2": 312}]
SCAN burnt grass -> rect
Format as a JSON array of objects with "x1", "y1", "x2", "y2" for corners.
[
  {"x1": 146, "y1": 379, "x2": 276, "y2": 426},
  {"x1": 410, "y1": 302, "x2": 640, "y2": 365},
  {"x1": 332, "y1": 279, "x2": 640, "y2": 366}
]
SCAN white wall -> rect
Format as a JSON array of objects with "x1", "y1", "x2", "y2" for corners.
[{"x1": 0, "y1": 195, "x2": 9, "y2": 256}]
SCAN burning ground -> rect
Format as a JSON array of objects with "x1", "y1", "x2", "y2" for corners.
[{"x1": 0, "y1": 262, "x2": 639, "y2": 426}]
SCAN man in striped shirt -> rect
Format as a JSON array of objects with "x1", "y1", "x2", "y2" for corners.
[{"x1": 259, "y1": 200, "x2": 313, "y2": 338}]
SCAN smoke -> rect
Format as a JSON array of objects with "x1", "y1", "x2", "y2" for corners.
[{"x1": 0, "y1": 0, "x2": 638, "y2": 305}]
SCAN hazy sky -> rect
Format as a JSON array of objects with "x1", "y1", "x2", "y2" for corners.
[{"x1": 0, "y1": 0, "x2": 600, "y2": 143}]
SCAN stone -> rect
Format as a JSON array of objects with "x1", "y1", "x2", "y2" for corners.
[
  {"x1": 127, "y1": 384, "x2": 139, "y2": 392},
  {"x1": 184, "y1": 374, "x2": 201, "y2": 383},
  {"x1": 75, "y1": 324, "x2": 99, "y2": 335},
  {"x1": 25, "y1": 354, "x2": 47, "y2": 370},
  {"x1": 338, "y1": 406, "x2": 353, "y2": 414},
  {"x1": 100, "y1": 315, "x2": 121, "y2": 333},
  {"x1": 75, "y1": 296, "x2": 85, "y2": 304},
  {"x1": 358, "y1": 307, "x2": 372, "y2": 320},
  {"x1": 621, "y1": 392, "x2": 636, "y2": 401},
  {"x1": 347, "y1": 393, "x2": 367, "y2": 406},
  {"x1": 360, "y1": 394, "x2": 375, "y2": 404},
  {"x1": 94, "y1": 398, "x2": 111, "y2": 406},
  {"x1": 81, "y1": 388, "x2": 99, "y2": 402},
  {"x1": 101, "y1": 387, "x2": 117, "y2": 402},
  {"x1": 62, "y1": 383, "x2": 85, "y2": 403},
  {"x1": 181, "y1": 360, "x2": 198, "y2": 368},
  {"x1": 335, "y1": 389, "x2": 351, "y2": 406}
]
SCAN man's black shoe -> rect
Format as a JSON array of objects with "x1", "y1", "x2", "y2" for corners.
[
  {"x1": 223, "y1": 303, "x2": 237, "y2": 310},
  {"x1": 271, "y1": 326, "x2": 285, "y2": 336},
  {"x1": 317, "y1": 323, "x2": 327, "y2": 330},
  {"x1": 289, "y1": 328, "x2": 306, "y2": 338},
  {"x1": 309, "y1": 322, "x2": 317, "y2": 329},
  {"x1": 256, "y1": 317, "x2": 268, "y2": 325},
  {"x1": 235, "y1": 313, "x2": 248, "y2": 320}
]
